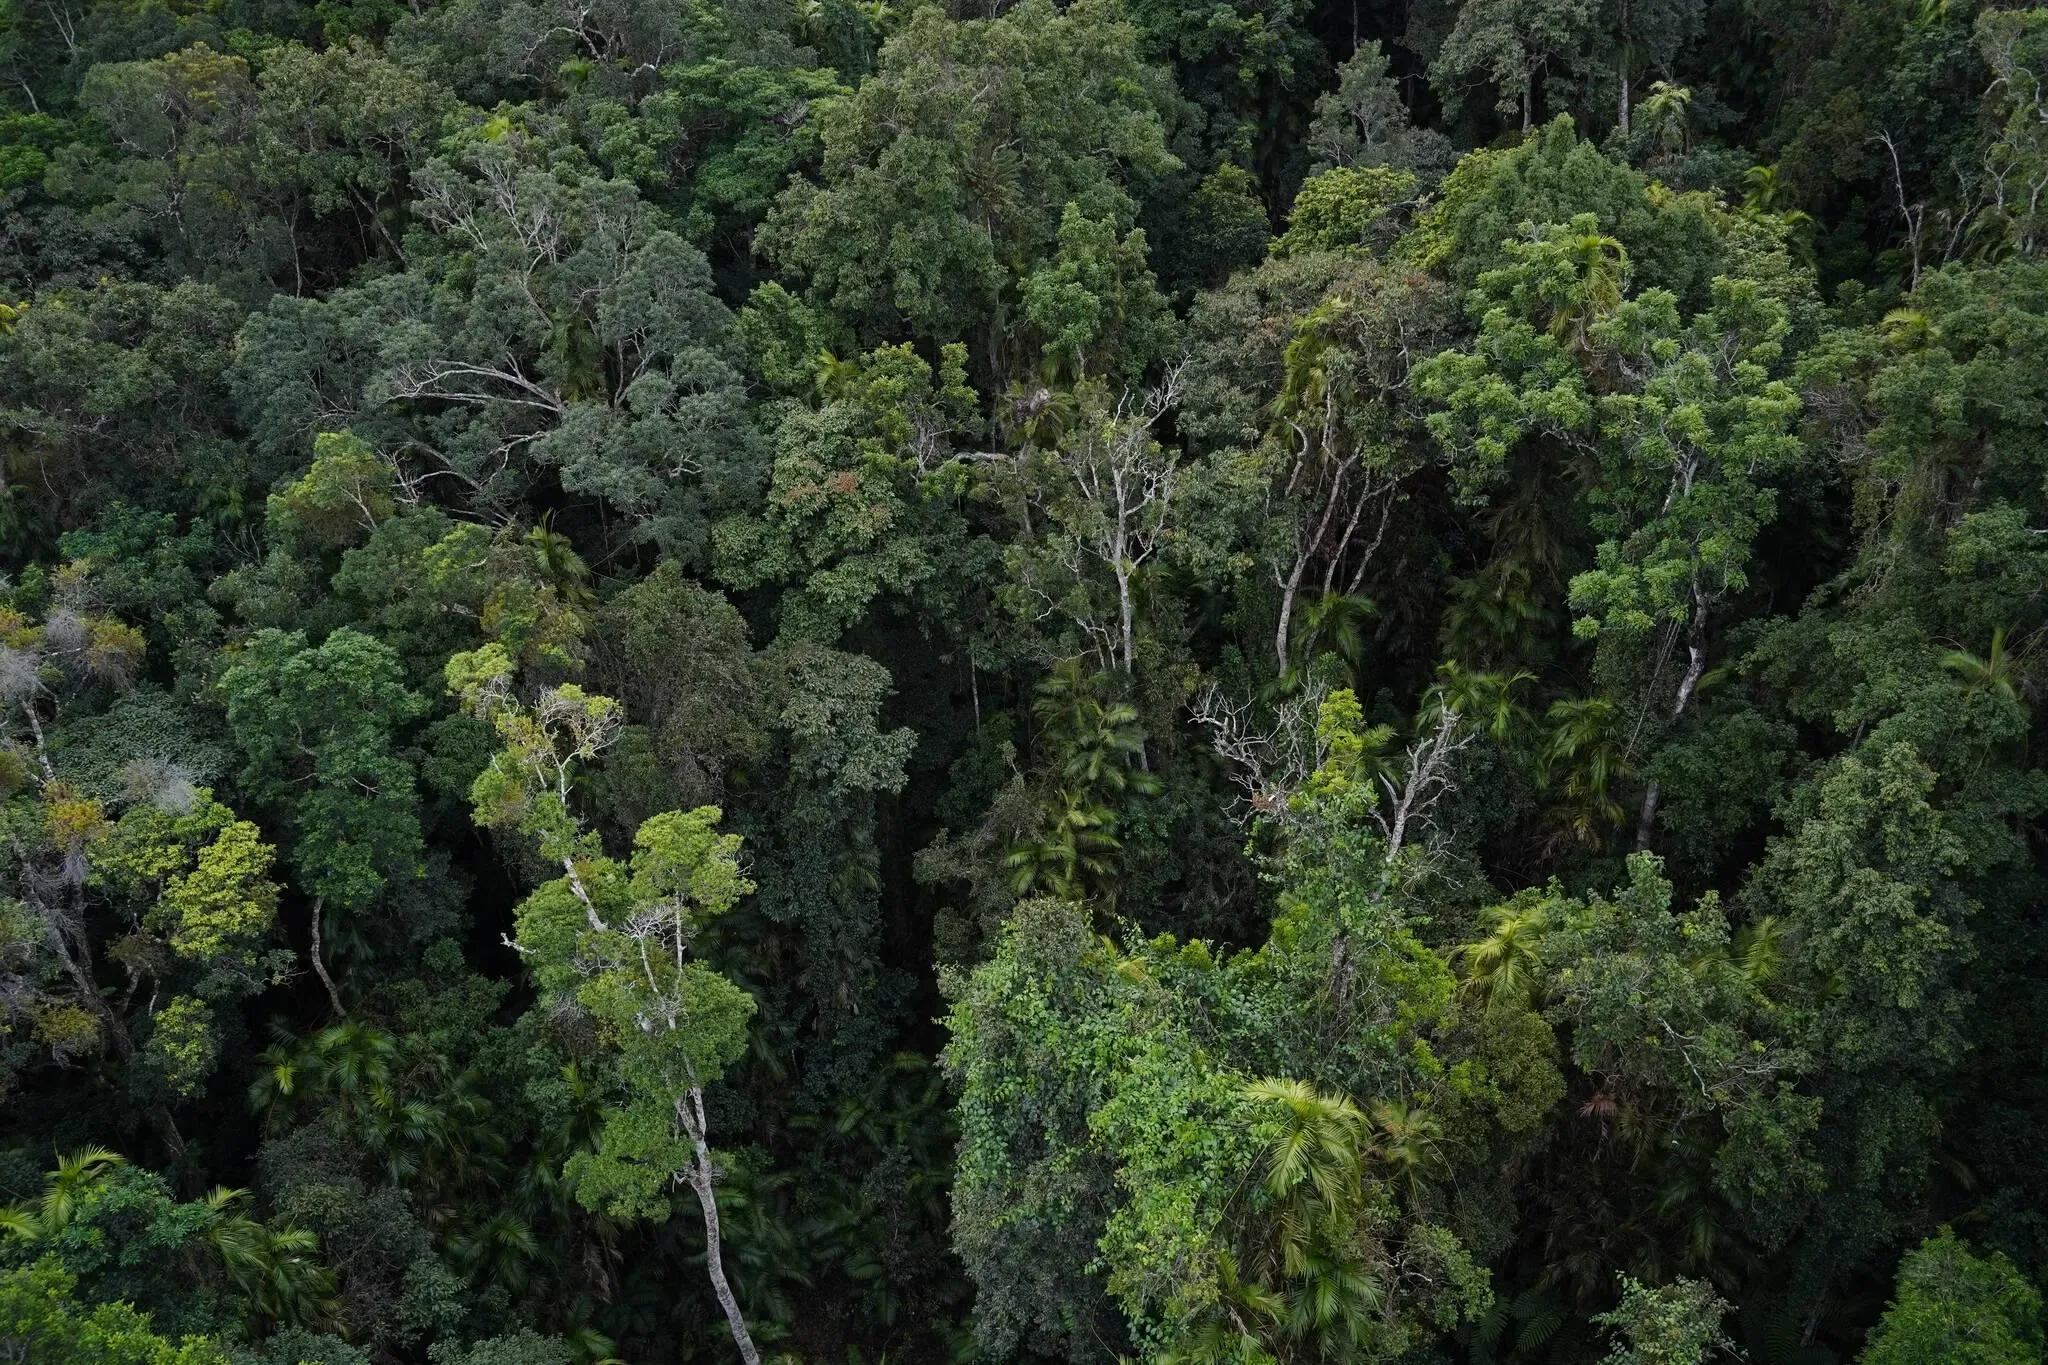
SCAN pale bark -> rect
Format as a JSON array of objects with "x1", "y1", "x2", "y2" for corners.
[
  {"x1": 308, "y1": 896, "x2": 347, "y2": 1017},
  {"x1": 1635, "y1": 589, "x2": 1709, "y2": 851},
  {"x1": 678, "y1": 1080, "x2": 760, "y2": 1365}
]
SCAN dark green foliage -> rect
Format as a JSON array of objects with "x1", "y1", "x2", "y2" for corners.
[{"x1": 4, "y1": 0, "x2": 2048, "y2": 1362}]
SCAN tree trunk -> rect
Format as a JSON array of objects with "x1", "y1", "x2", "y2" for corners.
[
  {"x1": 20, "y1": 701, "x2": 55, "y2": 783},
  {"x1": 309, "y1": 897, "x2": 347, "y2": 1017},
  {"x1": 678, "y1": 1086, "x2": 761, "y2": 1365},
  {"x1": 1116, "y1": 560, "x2": 1137, "y2": 674},
  {"x1": 1636, "y1": 593, "x2": 1709, "y2": 850},
  {"x1": 1275, "y1": 552, "x2": 1309, "y2": 674},
  {"x1": 1618, "y1": 49, "x2": 1630, "y2": 137},
  {"x1": 1617, "y1": 0, "x2": 1631, "y2": 137}
]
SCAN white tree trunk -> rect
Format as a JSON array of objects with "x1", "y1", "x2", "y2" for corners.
[{"x1": 679, "y1": 1085, "x2": 760, "y2": 1365}]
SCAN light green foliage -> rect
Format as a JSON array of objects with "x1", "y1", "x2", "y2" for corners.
[
  {"x1": 1595, "y1": 1276, "x2": 1736, "y2": 1365},
  {"x1": 93, "y1": 791, "x2": 286, "y2": 990},
  {"x1": 447, "y1": 644, "x2": 620, "y2": 863},
  {"x1": 0, "y1": 1259, "x2": 229, "y2": 1365},
  {"x1": 144, "y1": 996, "x2": 217, "y2": 1099},
  {"x1": 0, "y1": 1152, "x2": 333, "y2": 1341},
  {"x1": 1565, "y1": 271, "x2": 1802, "y2": 643},
  {"x1": 1273, "y1": 167, "x2": 1419, "y2": 258},
  {"x1": 450, "y1": 649, "x2": 758, "y2": 1221},
  {"x1": 1420, "y1": 208, "x2": 1802, "y2": 843},
  {"x1": 1401, "y1": 121, "x2": 1724, "y2": 296},
  {"x1": 417, "y1": 523, "x2": 593, "y2": 675},
  {"x1": 267, "y1": 433, "x2": 396, "y2": 551},
  {"x1": 1861, "y1": 1230, "x2": 2045, "y2": 1365},
  {"x1": 158, "y1": 825, "x2": 279, "y2": 967}
]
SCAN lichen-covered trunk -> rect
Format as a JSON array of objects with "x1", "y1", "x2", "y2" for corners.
[{"x1": 680, "y1": 1087, "x2": 760, "y2": 1365}]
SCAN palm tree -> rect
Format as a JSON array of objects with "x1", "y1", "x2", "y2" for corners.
[
  {"x1": 526, "y1": 518, "x2": 596, "y2": 609},
  {"x1": 1537, "y1": 696, "x2": 1629, "y2": 849},
  {"x1": 1033, "y1": 658, "x2": 1157, "y2": 796},
  {"x1": 0, "y1": 1147, "x2": 125, "y2": 1241},
  {"x1": 1003, "y1": 788, "x2": 1122, "y2": 899},
  {"x1": 202, "y1": 1187, "x2": 336, "y2": 1332},
  {"x1": 1160, "y1": 1252, "x2": 1284, "y2": 1365},
  {"x1": 250, "y1": 1022, "x2": 508, "y2": 1234},
  {"x1": 1367, "y1": 1099, "x2": 1446, "y2": 1211},
  {"x1": 1424, "y1": 661, "x2": 1534, "y2": 744},
  {"x1": 1544, "y1": 226, "x2": 1629, "y2": 358},
  {"x1": 1942, "y1": 626, "x2": 2026, "y2": 704},
  {"x1": 1456, "y1": 895, "x2": 1554, "y2": 1015},
  {"x1": 1440, "y1": 567, "x2": 1549, "y2": 672},
  {"x1": 1237, "y1": 1079, "x2": 1390, "y2": 1360},
  {"x1": 1638, "y1": 81, "x2": 1693, "y2": 157},
  {"x1": 1247, "y1": 1078, "x2": 1368, "y2": 1227},
  {"x1": 1284, "y1": 592, "x2": 1377, "y2": 693}
]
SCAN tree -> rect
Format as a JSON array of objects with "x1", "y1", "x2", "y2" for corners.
[
  {"x1": 760, "y1": 0, "x2": 1177, "y2": 373},
  {"x1": 0, "y1": 595, "x2": 288, "y2": 1120},
  {"x1": 1431, "y1": 0, "x2": 1602, "y2": 131},
  {"x1": 1861, "y1": 1229, "x2": 2045, "y2": 1365},
  {"x1": 0, "y1": 1150, "x2": 335, "y2": 1340},
  {"x1": 1422, "y1": 215, "x2": 1804, "y2": 847},
  {"x1": 0, "y1": 280, "x2": 243, "y2": 559},
  {"x1": 1306, "y1": 43, "x2": 1451, "y2": 175},
  {"x1": 1230, "y1": 260, "x2": 1450, "y2": 673},
  {"x1": 1595, "y1": 1276, "x2": 1736, "y2": 1365},
  {"x1": 1007, "y1": 372, "x2": 1186, "y2": 675},
  {"x1": 234, "y1": 122, "x2": 759, "y2": 562},
  {"x1": 712, "y1": 341, "x2": 990, "y2": 645},
  {"x1": 446, "y1": 644, "x2": 762, "y2": 1365},
  {"x1": 0, "y1": 1259, "x2": 229, "y2": 1365},
  {"x1": 221, "y1": 628, "x2": 426, "y2": 1015},
  {"x1": 950, "y1": 691, "x2": 1491, "y2": 1365}
]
